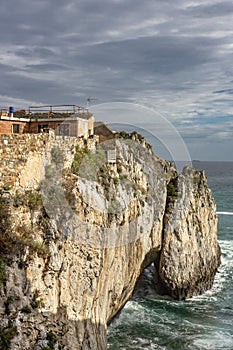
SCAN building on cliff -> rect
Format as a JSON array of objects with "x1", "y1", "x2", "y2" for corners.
[
  {"x1": 94, "y1": 122, "x2": 116, "y2": 143},
  {"x1": 0, "y1": 105, "x2": 95, "y2": 138}
]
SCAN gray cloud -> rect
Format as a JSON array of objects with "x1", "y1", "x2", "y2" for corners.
[
  {"x1": 74, "y1": 35, "x2": 215, "y2": 74},
  {"x1": 186, "y1": 2, "x2": 233, "y2": 18},
  {"x1": 1, "y1": 0, "x2": 233, "y2": 159},
  {"x1": 24, "y1": 63, "x2": 71, "y2": 72}
]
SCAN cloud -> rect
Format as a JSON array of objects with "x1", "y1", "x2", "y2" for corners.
[
  {"x1": 186, "y1": 2, "x2": 233, "y2": 18},
  {"x1": 213, "y1": 89, "x2": 233, "y2": 94},
  {"x1": 0, "y1": 0, "x2": 233, "y2": 159}
]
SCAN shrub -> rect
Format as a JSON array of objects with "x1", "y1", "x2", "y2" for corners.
[
  {"x1": 0, "y1": 193, "x2": 48, "y2": 262},
  {"x1": 2, "y1": 185, "x2": 11, "y2": 191},
  {"x1": 119, "y1": 130, "x2": 127, "y2": 138},
  {"x1": 0, "y1": 198, "x2": 13, "y2": 257},
  {"x1": 31, "y1": 289, "x2": 41, "y2": 309},
  {"x1": 113, "y1": 177, "x2": 119, "y2": 186},
  {"x1": 42, "y1": 331, "x2": 58, "y2": 349},
  {"x1": 167, "y1": 177, "x2": 178, "y2": 200},
  {"x1": 26, "y1": 191, "x2": 42, "y2": 210},
  {"x1": 20, "y1": 305, "x2": 32, "y2": 314},
  {"x1": 47, "y1": 331, "x2": 57, "y2": 349},
  {"x1": 0, "y1": 324, "x2": 17, "y2": 350},
  {"x1": 13, "y1": 191, "x2": 42, "y2": 210},
  {"x1": 0, "y1": 259, "x2": 6, "y2": 285},
  {"x1": 71, "y1": 145, "x2": 89, "y2": 174},
  {"x1": 51, "y1": 147, "x2": 64, "y2": 164}
]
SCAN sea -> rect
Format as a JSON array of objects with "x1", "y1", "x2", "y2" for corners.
[{"x1": 107, "y1": 161, "x2": 233, "y2": 350}]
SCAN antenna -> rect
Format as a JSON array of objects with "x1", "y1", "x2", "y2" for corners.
[{"x1": 86, "y1": 97, "x2": 98, "y2": 109}]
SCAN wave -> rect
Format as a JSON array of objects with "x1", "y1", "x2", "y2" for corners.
[
  {"x1": 217, "y1": 211, "x2": 233, "y2": 216},
  {"x1": 108, "y1": 238, "x2": 233, "y2": 350}
]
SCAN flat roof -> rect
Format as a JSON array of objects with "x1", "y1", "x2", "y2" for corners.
[{"x1": 0, "y1": 112, "x2": 94, "y2": 123}]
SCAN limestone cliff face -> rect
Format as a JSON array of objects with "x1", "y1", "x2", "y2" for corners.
[
  {"x1": 0, "y1": 134, "x2": 220, "y2": 349},
  {"x1": 159, "y1": 166, "x2": 221, "y2": 300}
]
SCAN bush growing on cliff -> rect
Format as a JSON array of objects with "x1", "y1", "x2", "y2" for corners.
[
  {"x1": 0, "y1": 258, "x2": 6, "y2": 285},
  {"x1": 0, "y1": 195, "x2": 48, "y2": 260},
  {"x1": 51, "y1": 146, "x2": 64, "y2": 164},
  {"x1": 0, "y1": 197, "x2": 13, "y2": 257},
  {"x1": 0, "y1": 198, "x2": 10, "y2": 231},
  {"x1": 31, "y1": 289, "x2": 42, "y2": 309},
  {"x1": 71, "y1": 145, "x2": 106, "y2": 181},
  {"x1": 27, "y1": 191, "x2": 42, "y2": 210},
  {"x1": 46, "y1": 331, "x2": 57, "y2": 349},
  {"x1": 13, "y1": 191, "x2": 42, "y2": 210},
  {"x1": 0, "y1": 323, "x2": 17, "y2": 350},
  {"x1": 2, "y1": 185, "x2": 11, "y2": 191},
  {"x1": 118, "y1": 130, "x2": 145, "y2": 142},
  {"x1": 71, "y1": 145, "x2": 89, "y2": 174},
  {"x1": 79, "y1": 147, "x2": 106, "y2": 181},
  {"x1": 167, "y1": 176, "x2": 178, "y2": 200}
]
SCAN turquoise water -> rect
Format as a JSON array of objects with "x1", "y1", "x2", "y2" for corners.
[{"x1": 108, "y1": 163, "x2": 233, "y2": 350}]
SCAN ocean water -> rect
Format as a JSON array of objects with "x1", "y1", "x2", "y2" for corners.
[{"x1": 107, "y1": 162, "x2": 233, "y2": 350}]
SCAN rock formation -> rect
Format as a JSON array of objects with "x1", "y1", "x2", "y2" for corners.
[{"x1": 0, "y1": 133, "x2": 221, "y2": 349}]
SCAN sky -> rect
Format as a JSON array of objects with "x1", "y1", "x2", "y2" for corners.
[{"x1": 1, "y1": 0, "x2": 233, "y2": 160}]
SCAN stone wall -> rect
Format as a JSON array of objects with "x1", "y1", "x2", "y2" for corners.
[{"x1": 0, "y1": 133, "x2": 98, "y2": 191}]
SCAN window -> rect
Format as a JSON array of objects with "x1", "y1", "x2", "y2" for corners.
[
  {"x1": 58, "y1": 124, "x2": 70, "y2": 136},
  {"x1": 12, "y1": 124, "x2": 20, "y2": 133},
  {"x1": 38, "y1": 124, "x2": 49, "y2": 133}
]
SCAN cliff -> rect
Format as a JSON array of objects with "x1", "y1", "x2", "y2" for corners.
[{"x1": 0, "y1": 134, "x2": 221, "y2": 349}]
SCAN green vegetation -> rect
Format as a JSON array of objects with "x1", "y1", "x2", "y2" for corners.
[
  {"x1": 0, "y1": 197, "x2": 13, "y2": 258},
  {"x1": 47, "y1": 331, "x2": 57, "y2": 349},
  {"x1": 99, "y1": 164, "x2": 107, "y2": 174},
  {"x1": 0, "y1": 258, "x2": 6, "y2": 285},
  {"x1": 0, "y1": 323, "x2": 17, "y2": 350},
  {"x1": 20, "y1": 305, "x2": 32, "y2": 314},
  {"x1": 71, "y1": 144, "x2": 107, "y2": 182},
  {"x1": 167, "y1": 176, "x2": 178, "y2": 200},
  {"x1": 12, "y1": 225, "x2": 48, "y2": 258},
  {"x1": 71, "y1": 145, "x2": 89, "y2": 174},
  {"x1": 26, "y1": 191, "x2": 42, "y2": 210},
  {"x1": 41, "y1": 331, "x2": 58, "y2": 350},
  {"x1": 119, "y1": 174, "x2": 128, "y2": 181},
  {"x1": 113, "y1": 177, "x2": 119, "y2": 186},
  {"x1": 51, "y1": 146, "x2": 64, "y2": 164},
  {"x1": 0, "y1": 195, "x2": 48, "y2": 262},
  {"x1": 2, "y1": 185, "x2": 11, "y2": 191},
  {"x1": 4, "y1": 296, "x2": 15, "y2": 315},
  {"x1": 31, "y1": 289, "x2": 41, "y2": 309},
  {"x1": 13, "y1": 190, "x2": 42, "y2": 210},
  {"x1": 97, "y1": 164, "x2": 115, "y2": 200},
  {"x1": 118, "y1": 130, "x2": 144, "y2": 142},
  {"x1": 116, "y1": 160, "x2": 123, "y2": 173},
  {"x1": 29, "y1": 240, "x2": 48, "y2": 257}
]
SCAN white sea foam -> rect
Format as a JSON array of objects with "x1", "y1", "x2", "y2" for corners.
[
  {"x1": 191, "y1": 240, "x2": 233, "y2": 300},
  {"x1": 193, "y1": 330, "x2": 233, "y2": 349},
  {"x1": 217, "y1": 211, "x2": 233, "y2": 215}
]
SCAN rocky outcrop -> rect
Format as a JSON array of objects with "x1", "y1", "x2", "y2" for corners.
[
  {"x1": 0, "y1": 134, "x2": 221, "y2": 349},
  {"x1": 159, "y1": 166, "x2": 221, "y2": 299}
]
